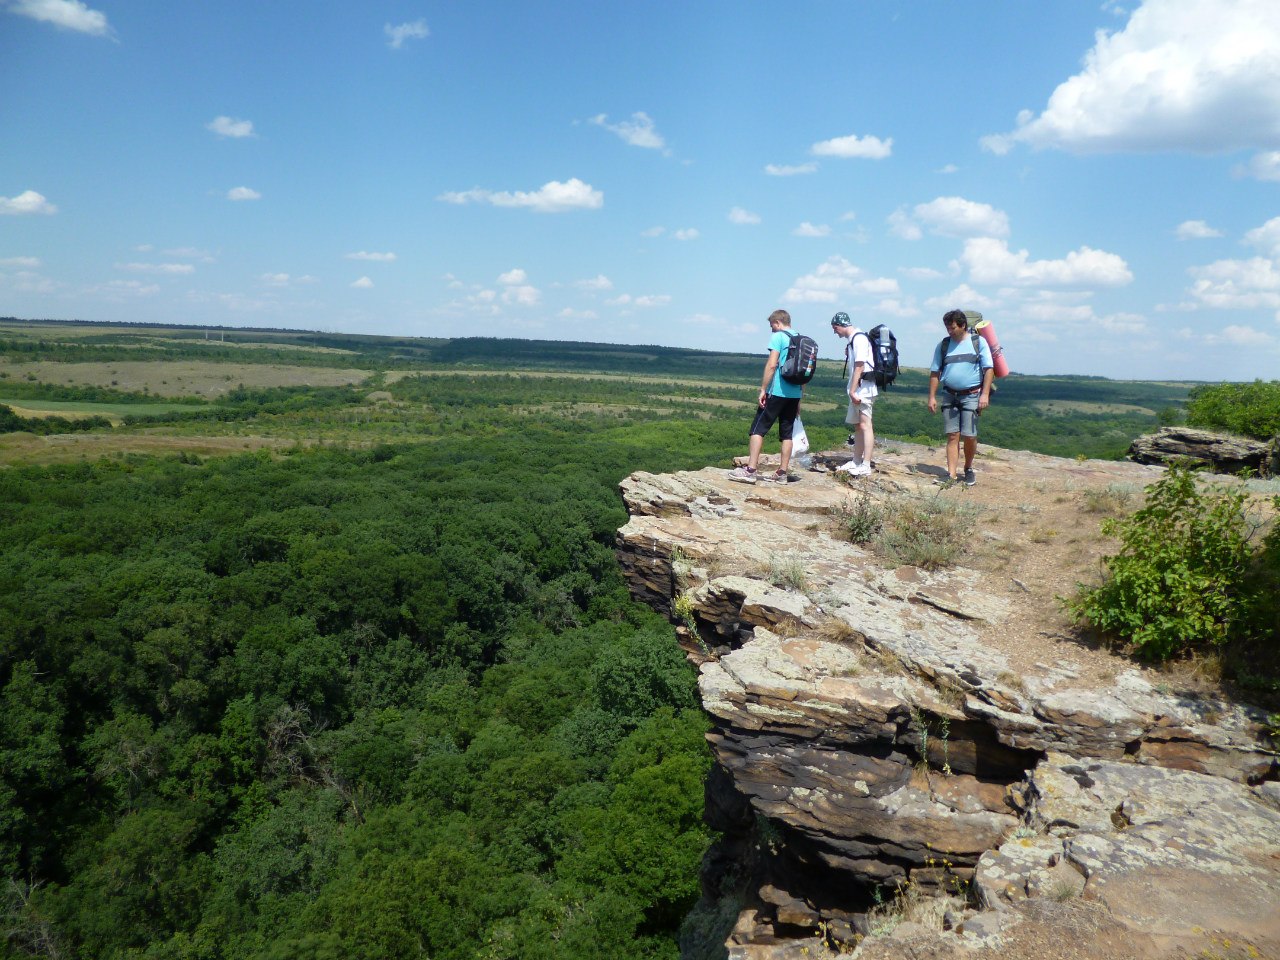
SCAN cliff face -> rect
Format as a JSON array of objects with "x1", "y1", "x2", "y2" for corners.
[{"x1": 616, "y1": 442, "x2": 1280, "y2": 959}]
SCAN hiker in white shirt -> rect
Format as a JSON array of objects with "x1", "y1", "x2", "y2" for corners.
[{"x1": 830, "y1": 312, "x2": 877, "y2": 476}]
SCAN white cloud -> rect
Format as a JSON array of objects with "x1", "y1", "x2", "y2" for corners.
[
  {"x1": 6, "y1": 0, "x2": 111, "y2": 36},
  {"x1": 926, "y1": 284, "x2": 1001, "y2": 312},
  {"x1": 574, "y1": 274, "x2": 613, "y2": 291},
  {"x1": 982, "y1": 0, "x2": 1280, "y2": 154},
  {"x1": 810, "y1": 132, "x2": 893, "y2": 159},
  {"x1": 673, "y1": 228, "x2": 699, "y2": 241},
  {"x1": 502, "y1": 285, "x2": 541, "y2": 306},
  {"x1": 119, "y1": 262, "x2": 195, "y2": 275},
  {"x1": 351, "y1": 276, "x2": 373, "y2": 289},
  {"x1": 102, "y1": 279, "x2": 159, "y2": 297},
  {"x1": 0, "y1": 190, "x2": 57, "y2": 215},
  {"x1": 900, "y1": 266, "x2": 946, "y2": 280},
  {"x1": 640, "y1": 226, "x2": 665, "y2": 238},
  {"x1": 227, "y1": 186, "x2": 261, "y2": 201},
  {"x1": 0, "y1": 256, "x2": 40, "y2": 267},
  {"x1": 1186, "y1": 256, "x2": 1280, "y2": 309},
  {"x1": 261, "y1": 273, "x2": 291, "y2": 286},
  {"x1": 385, "y1": 19, "x2": 428, "y2": 49},
  {"x1": 1175, "y1": 219, "x2": 1223, "y2": 239},
  {"x1": 912, "y1": 197, "x2": 1010, "y2": 238},
  {"x1": 887, "y1": 209, "x2": 923, "y2": 241},
  {"x1": 207, "y1": 116, "x2": 254, "y2": 138},
  {"x1": 498, "y1": 268, "x2": 528, "y2": 285},
  {"x1": 855, "y1": 277, "x2": 900, "y2": 295},
  {"x1": 728, "y1": 206, "x2": 761, "y2": 225},
  {"x1": 1238, "y1": 150, "x2": 1280, "y2": 181},
  {"x1": 345, "y1": 250, "x2": 396, "y2": 262},
  {"x1": 163, "y1": 247, "x2": 215, "y2": 262},
  {"x1": 937, "y1": 164, "x2": 959, "y2": 174},
  {"x1": 793, "y1": 222, "x2": 831, "y2": 238},
  {"x1": 632, "y1": 294, "x2": 671, "y2": 307},
  {"x1": 781, "y1": 256, "x2": 864, "y2": 304},
  {"x1": 764, "y1": 162, "x2": 818, "y2": 176},
  {"x1": 875, "y1": 299, "x2": 921, "y2": 318},
  {"x1": 1244, "y1": 216, "x2": 1280, "y2": 257},
  {"x1": 1214, "y1": 324, "x2": 1274, "y2": 345},
  {"x1": 437, "y1": 178, "x2": 603, "y2": 212},
  {"x1": 589, "y1": 112, "x2": 667, "y2": 152},
  {"x1": 960, "y1": 238, "x2": 1133, "y2": 286}
]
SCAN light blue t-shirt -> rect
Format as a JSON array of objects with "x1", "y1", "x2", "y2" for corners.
[
  {"x1": 931, "y1": 333, "x2": 993, "y2": 392},
  {"x1": 768, "y1": 329, "x2": 804, "y2": 398}
]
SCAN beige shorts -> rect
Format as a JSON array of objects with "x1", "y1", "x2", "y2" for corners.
[{"x1": 845, "y1": 393, "x2": 875, "y2": 424}]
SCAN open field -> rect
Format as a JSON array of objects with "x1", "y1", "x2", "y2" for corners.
[
  {"x1": 1033, "y1": 399, "x2": 1158, "y2": 416},
  {"x1": 0, "y1": 398, "x2": 202, "y2": 424},
  {"x1": 0, "y1": 359, "x2": 374, "y2": 397},
  {"x1": 390, "y1": 367, "x2": 755, "y2": 391},
  {"x1": 0, "y1": 431, "x2": 304, "y2": 466}
]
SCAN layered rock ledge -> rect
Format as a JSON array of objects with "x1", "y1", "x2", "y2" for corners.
[{"x1": 616, "y1": 443, "x2": 1280, "y2": 959}]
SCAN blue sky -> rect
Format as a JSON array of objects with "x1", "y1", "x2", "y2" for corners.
[{"x1": 3, "y1": 0, "x2": 1279, "y2": 380}]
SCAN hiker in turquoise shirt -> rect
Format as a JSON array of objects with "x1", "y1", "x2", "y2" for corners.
[{"x1": 729, "y1": 309, "x2": 805, "y2": 484}]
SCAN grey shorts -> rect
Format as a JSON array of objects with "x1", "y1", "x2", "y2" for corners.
[
  {"x1": 845, "y1": 393, "x2": 875, "y2": 424},
  {"x1": 942, "y1": 390, "x2": 980, "y2": 437}
]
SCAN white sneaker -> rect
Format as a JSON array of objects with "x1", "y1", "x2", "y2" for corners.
[{"x1": 836, "y1": 460, "x2": 871, "y2": 476}]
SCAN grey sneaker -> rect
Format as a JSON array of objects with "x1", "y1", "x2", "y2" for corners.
[
  {"x1": 728, "y1": 466, "x2": 757, "y2": 484},
  {"x1": 963, "y1": 467, "x2": 977, "y2": 487},
  {"x1": 758, "y1": 469, "x2": 789, "y2": 483}
]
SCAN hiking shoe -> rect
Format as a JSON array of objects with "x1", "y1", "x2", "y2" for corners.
[
  {"x1": 963, "y1": 467, "x2": 976, "y2": 487},
  {"x1": 758, "y1": 469, "x2": 789, "y2": 483},
  {"x1": 728, "y1": 466, "x2": 757, "y2": 484}
]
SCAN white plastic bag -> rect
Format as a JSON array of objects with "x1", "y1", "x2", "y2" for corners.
[{"x1": 791, "y1": 417, "x2": 810, "y2": 455}]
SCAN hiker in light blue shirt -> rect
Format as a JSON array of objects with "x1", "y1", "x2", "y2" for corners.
[{"x1": 927, "y1": 309, "x2": 993, "y2": 487}]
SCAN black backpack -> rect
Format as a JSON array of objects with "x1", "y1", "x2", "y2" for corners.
[
  {"x1": 779, "y1": 331, "x2": 819, "y2": 385},
  {"x1": 857, "y1": 325, "x2": 898, "y2": 390}
]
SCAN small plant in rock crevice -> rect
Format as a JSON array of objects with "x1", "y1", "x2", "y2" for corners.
[{"x1": 767, "y1": 551, "x2": 809, "y2": 592}]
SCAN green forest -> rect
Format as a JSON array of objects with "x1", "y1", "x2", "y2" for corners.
[{"x1": 0, "y1": 319, "x2": 1247, "y2": 959}]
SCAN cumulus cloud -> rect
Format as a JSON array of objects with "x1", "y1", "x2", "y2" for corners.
[
  {"x1": 1176, "y1": 219, "x2": 1223, "y2": 240},
  {"x1": 589, "y1": 112, "x2": 667, "y2": 152},
  {"x1": 437, "y1": 178, "x2": 602, "y2": 212},
  {"x1": 810, "y1": 132, "x2": 893, "y2": 159},
  {"x1": 672, "y1": 228, "x2": 699, "y2": 241},
  {"x1": 1238, "y1": 150, "x2": 1280, "y2": 181},
  {"x1": 119, "y1": 262, "x2": 195, "y2": 275},
  {"x1": 227, "y1": 186, "x2": 261, "y2": 201},
  {"x1": 1244, "y1": 215, "x2": 1280, "y2": 257},
  {"x1": 793, "y1": 222, "x2": 831, "y2": 238},
  {"x1": 926, "y1": 284, "x2": 1001, "y2": 313},
  {"x1": 607, "y1": 293, "x2": 671, "y2": 308},
  {"x1": 728, "y1": 206, "x2": 761, "y2": 225},
  {"x1": 0, "y1": 190, "x2": 57, "y2": 215},
  {"x1": 261, "y1": 273, "x2": 291, "y2": 286},
  {"x1": 574, "y1": 274, "x2": 613, "y2": 291},
  {"x1": 781, "y1": 256, "x2": 895, "y2": 304},
  {"x1": 895, "y1": 197, "x2": 1010, "y2": 239},
  {"x1": 385, "y1": 19, "x2": 428, "y2": 49},
  {"x1": 351, "y1": 276, "x2": 373, "y2": 289},
  {"x1": 0, "y1": 256, "x2": 41, "y2": 267},
  {"x1": 982, "y1": 0, "x2": 1280, "y2": 154},
  {"x1": 345, "y1": 251, "x2": 396, "y2": 261},
  {"x1": 498, "y1": 268, "x2": 528, "y2": 285},
  {"x1": 959, "y1": 238, "x2": 1133, "y2": 287},
  {"x1": 207, "y1": 116, "x2": 254, "y2": 138},
  {"x1": 502, "y1": 285, "x2": 541, "y2": 306},
  {"x1": 1186, "y1": 256, "x2": 1280, "y2": 309},
  {"x1": 900, "y1": 266, "x2": 946, "y2": 280},
  {"x1": 764, "y1": 163, "x2": 817, "y2": 176},
  {"x1": 5, "y1": 0, "x2": 111, "y2": 36}
]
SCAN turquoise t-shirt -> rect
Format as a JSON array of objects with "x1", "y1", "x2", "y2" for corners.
[{"x1": 769, "y1": 329, "x2": 804, "y2": 399}]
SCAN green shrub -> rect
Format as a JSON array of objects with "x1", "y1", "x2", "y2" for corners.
[
  {"x1": 876, "y1": 493, "x2": 977, "y2": 571},
  {"x1": 1067, "y1": 466, "x2": 1261, "y2": 661},
  {"x1": 1185, "y1": 380, "x2": 1280, "y2": 440}
]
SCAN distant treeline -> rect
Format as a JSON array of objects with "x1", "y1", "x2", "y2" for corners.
[{"x1": 0, "y1": 404, "x2": 112, "y2": 435}]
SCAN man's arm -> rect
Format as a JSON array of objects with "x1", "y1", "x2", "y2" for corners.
[
  {"x1": 927, "y1": 370, "x2": 940, "y2": 414},
  {"x1": 850, "y1": 361, "x2": 866, "y2": 403},
  {"x1": 759, "y1": 351, "x2": 779, "y2": 407},
  {"x1": 978, "y1": 366, "x2": 994, "y2": 411}
]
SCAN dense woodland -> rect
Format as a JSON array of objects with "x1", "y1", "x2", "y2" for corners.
[{"x1": 0, "y1": 320, "x2": 1264, "y2": 959}]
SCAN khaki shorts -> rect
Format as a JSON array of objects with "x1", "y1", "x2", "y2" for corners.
[{"x1": 845, "y1": 393, "x2": 875, "y2": 424}]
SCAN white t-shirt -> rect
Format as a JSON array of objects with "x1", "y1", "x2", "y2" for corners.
[{"x1": 845, "y1": 330, "x2": 878, "y2": 401}]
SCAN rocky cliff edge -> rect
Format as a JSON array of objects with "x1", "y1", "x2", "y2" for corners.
[{"x1": 616, "y1": 441, "x2": 1280, "y2": 960}]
